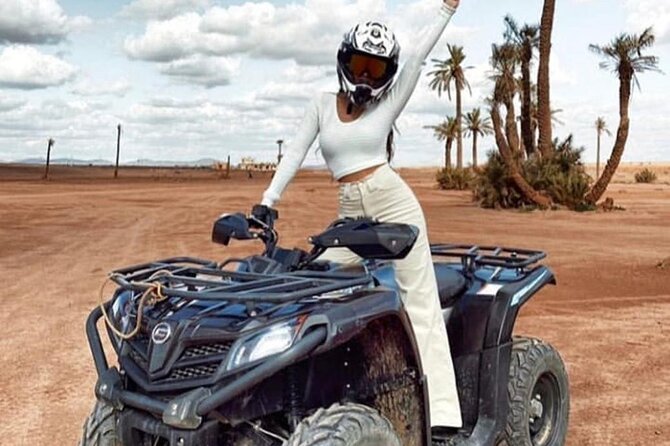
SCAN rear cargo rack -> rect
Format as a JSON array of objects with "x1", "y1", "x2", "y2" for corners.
[
  {"x1": 110, "y1": 257, "x2": 371, "y2": 303},
  {"x1": 430, "y1": 244, "x2": 546, "y2": 272}
]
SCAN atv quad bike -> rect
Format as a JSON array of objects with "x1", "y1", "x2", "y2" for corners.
[{"x1": 81, "y1": 207, "x2": 569, "y2": 446}]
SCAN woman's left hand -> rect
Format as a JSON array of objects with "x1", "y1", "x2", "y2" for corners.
[{"x1": 444, "y1": 0, "x2": 459, "y2": 9}]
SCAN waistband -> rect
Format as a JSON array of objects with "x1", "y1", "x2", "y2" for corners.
[{"x1": 338, "y1": 163, "x2": 394, "y2": 189}]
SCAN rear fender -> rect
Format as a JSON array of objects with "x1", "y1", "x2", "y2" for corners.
[{"x1": 484, "y1": 266, "x2": 556, "y2": 348}]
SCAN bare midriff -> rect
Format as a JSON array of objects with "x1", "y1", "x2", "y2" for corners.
[{"x1": 338, "y1": 163, "x2": 385, "y2": 183}]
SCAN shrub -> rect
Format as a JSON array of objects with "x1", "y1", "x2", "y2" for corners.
[
  {"x1": 472, "y1": 151, "x2": 523, "y2": 208},
  {"x1": 436, "y1": 167, "x2": 475, "y2": 190},
  {"x1": 473, "y1": 136, "x2": 593, "y2": 210},
  {"x1": 634, "y1": 168, "x2": 657, "y2": 183}
]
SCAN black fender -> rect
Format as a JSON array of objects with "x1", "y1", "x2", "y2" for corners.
[
  {"x1": 299, "y1": 289, "x2": 428, "y2": 446},
  {"x1": 484, "y1": 266, "x2": 556, "y2": 349},
  {"x1": 217, "y1": 289, "x2": 430, "y2": 445},
  {"x1": 454, "y1": 266, "x2": 556, "y2": 445}
]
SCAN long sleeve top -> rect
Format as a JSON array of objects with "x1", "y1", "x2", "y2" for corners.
[{"x1": 261, "y1": 3, "x2": 456, "y2": 207}]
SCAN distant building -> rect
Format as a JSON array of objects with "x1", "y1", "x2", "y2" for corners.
[{"x1": 238, "y1": 157, "x2": 277, "y2": 172}]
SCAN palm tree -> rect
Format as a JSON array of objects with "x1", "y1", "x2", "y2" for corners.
[
  {"x1": 505, "y1": 15, "x2": 540, "y2": 157},
  {"x1": 425, "y1": 116, "x2": 459, "y2": 169},
  {"x1": 537, "y1": 0, "x2": 556, "y2": 157},
  {"x1": 594, "y1": 117, "x2": 611, "y2": 178},
  {"x1": 490, "y1": 43, "x2": 521, "y2": 155},
  {"x1": 464, "y1": 108, "x2": 493, "y2": 168},
  {"x1": 428, "y1": 44, "x2": 472, "y2": 169},
  {"x1": 585, "y1": 28, "x2": 660, "y2": 204}
]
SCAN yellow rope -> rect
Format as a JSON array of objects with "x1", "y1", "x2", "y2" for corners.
[{"x1": 99, "y1": 270, "x2": 172, "y2": 340}]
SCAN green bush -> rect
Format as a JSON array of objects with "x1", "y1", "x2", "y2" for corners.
[
  {"x1": 472, "y1": 151, "x2": 523, "y2": 208},
  {"x1": 436, "y1": 167, "x2": 475, "y2": 190},
  {"x1": 634, "y1": 168, "x2": 657, "y2": 183},
  {"x1": 473, "y1": 136, "x2": 593, "y2": 210}
]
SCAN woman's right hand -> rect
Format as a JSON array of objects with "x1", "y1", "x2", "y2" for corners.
[{"x1": 444, "y1": 0, "x2": 459, "y2": 9}]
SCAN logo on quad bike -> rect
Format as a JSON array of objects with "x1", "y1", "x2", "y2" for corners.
[{"x1": 151, "y1": 322, "x2": 172, "y2": 344}]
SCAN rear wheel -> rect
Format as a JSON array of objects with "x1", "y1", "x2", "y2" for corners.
[
  {"x1": 284, "y1": 402, "x2": 401, "y2": 446},
  {"x1": 79, "y1": 400, "x2": 122, "y2": 446},
  {"x1": 502, "y1": 337, "x2": 570, "y2": 446}
]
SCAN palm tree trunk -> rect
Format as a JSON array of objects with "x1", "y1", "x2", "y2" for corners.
[
  {"x1": 537, "y1": 0, "x2": 556, "y2": 157},
  {"x1": 504, "y1": 97, "x2": 521, "y2": 157},
  {"x1": 472, "y1": 132, "x2": 478, "y2": 168},
  {"x1": 585, "y1": 72, "x2": 632, "y2": 204},
  {"x1": 445, "y1": 139, "x2": 453, "y2": 169},
  {"x1": 456, "y1": 88, "x2": 463, "y2": 168},
  {"x1": 596, "y1": 130, "x2": 601, "y2": 178},
  {"x1": 521, "y1": 50, "x2": 535, "y2": 156},
  {"x1": 491, "y1": 105, "x2": 552, "y2": 208}
]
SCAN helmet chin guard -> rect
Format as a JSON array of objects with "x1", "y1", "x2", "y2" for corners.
[
  {"x1": 337, "y1": 21, "x2": 400, "y2": 107},
  {"x1": 351, "y1": 85, "x2": 372, "y2": 106}
]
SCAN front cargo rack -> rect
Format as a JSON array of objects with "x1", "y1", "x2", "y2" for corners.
[
  {"x1": 109, "y1": 257, "x2": 372, "y2": 303},
  {"x1": 430, "y1": 244, "x2": 546, "y2": 272}
]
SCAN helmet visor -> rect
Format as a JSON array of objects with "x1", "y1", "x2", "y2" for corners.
[{"x1": 347, "y1": 53, "x2": 389, "y2": 83}]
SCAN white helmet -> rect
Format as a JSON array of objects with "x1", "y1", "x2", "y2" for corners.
[{"x1": 337, "y1": 21, "x2": 400, "y2": 107}]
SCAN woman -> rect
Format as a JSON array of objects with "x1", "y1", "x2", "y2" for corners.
[{"x1": 260, "y1": 0, "x2": 462, "y2": 435}]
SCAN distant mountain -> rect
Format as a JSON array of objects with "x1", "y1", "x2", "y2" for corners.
[
  {"x1": 126, "y1": 158, "x2": 219, "y2": 167},
  {"x1": 13, "y1": 157, "x2": 221, "y2": 167},
  {"x1": 16, "y1": 157, "x2": 112, "y2": 165}
]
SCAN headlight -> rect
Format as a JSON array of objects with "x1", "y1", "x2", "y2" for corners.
[
  {"x1": 109, "y1": 291, "x2": 133, "y2": 340},
  {"x1": 226, "y1": 319, "x2": 303, "y2": 371}
]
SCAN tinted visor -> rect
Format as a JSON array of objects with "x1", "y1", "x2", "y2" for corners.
[{"x1": 347, "y1": 53, "x2": 389, "y2": 81}]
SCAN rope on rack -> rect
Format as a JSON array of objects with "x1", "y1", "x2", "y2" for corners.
[{"x1": 99, "y1": 270, "x2": 172, "y2": 340}]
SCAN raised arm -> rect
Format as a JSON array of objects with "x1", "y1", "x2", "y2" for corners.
[
  {"x1": 261, "y1": 95, "x2": 320, "y2": 207},
  {"x1": 383, "y1": 1, "x2": 458, "y2": 117}
]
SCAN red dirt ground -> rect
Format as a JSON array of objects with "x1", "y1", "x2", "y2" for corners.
[{"x1": 0, "y1": 164, "x2": 668, "y2": 445}]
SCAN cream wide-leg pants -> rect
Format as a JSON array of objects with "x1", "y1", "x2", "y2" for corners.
[{"x1": 318, "y1": 163, "x2": 463, "y2": 428}]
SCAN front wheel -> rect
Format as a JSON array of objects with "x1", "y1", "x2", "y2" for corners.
[
  {"x1": 284, "y1": 402, "x2": 401, "y2": 446},
  {"x1": 79, "y1": 400, "x2": 122, "y2": 446},
  {"x1": 501, "y1": 337, "x2": 570, "y2": 446}
]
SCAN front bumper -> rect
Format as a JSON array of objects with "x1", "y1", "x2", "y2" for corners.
[
  {"x1": 118, "y1": 408, "x2": 221, "y2": 446},
  {"x1": 87, "y1": 305, "x2": 327, "y2": 430}
]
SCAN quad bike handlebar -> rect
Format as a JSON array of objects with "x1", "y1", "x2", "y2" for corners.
[{"x1": 212, "y1": 207, "x2": 420, "y2": 269}]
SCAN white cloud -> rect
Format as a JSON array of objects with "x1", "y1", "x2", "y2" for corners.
[
  {"x1": 550, "y1": 54, "x2": 577, "y2": 86},
  {"x1": 120, "y1": 0, "x2": 210, "y2": 21},
  {"x1": 0, "y1": 97, "x2": 119, "y2": 162},
  {"x1": 158, "y1": 55, "x2": 240, "y2": 87},
  {"x1": 124, "y1": 13, "x2": 237, "y2": 62},
  {"x1": 390, "y1": 0, "x2": 477, "y2": 50},
  {"x1": 0, "y1": 46, "x2": 77, "y2": 89},
  {"x1": 625, "y1": 0, "x2": 670, "y2": 44},
  {"x1": 127, "y1": 96, "x2": 232, "y2": 124},
  {"x1": 125, "y1": 0, "x2": 387, "y2": 67},
  {"x1": 0, "y1": 95, "x2": 27, "y2": 112},
  {"x1": 0, "y1": 0, "x2": 91, "y2": 44},
  {"x1": 71, "y1": 79, "x2": 132, "y2": 97}
]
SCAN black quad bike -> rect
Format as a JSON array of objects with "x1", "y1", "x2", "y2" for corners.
[{"x1": 81, "y1": 207, "x2": 569, "y2": 446}]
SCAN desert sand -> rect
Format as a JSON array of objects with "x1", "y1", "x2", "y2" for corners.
[{"x1": 0, "y1": 163, "x2": 668, "y2": 445}]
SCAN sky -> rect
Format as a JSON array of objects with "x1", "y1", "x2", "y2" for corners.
[{"x1": 0, "y1": 0, "x2": 668, "y2": 167}]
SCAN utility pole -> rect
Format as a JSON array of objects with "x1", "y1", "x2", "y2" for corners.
[
  {"x1": 43, "y1": 138, "x2": 54, "y2": 180},
  {"x1": 276, "y1": 139, "x2": 284, "y2": 164},
  {"x1": 226, "y1": 155, "x2": 231, "y2": 179},
  {"x1": 114, "y1": 124, "x2": 121, "y2": 178}
]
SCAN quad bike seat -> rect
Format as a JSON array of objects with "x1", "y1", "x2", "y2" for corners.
[
  {"x1": 433, "y1": 263, "x2": 467, "y2": 307},
  {"x1": 325, "y1": 262, "x2": 467, "y2": 307}
]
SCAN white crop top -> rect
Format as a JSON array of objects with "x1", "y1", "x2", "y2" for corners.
[{"x1": 261, "y1": 4, "x2": 456, "y2": 207}]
